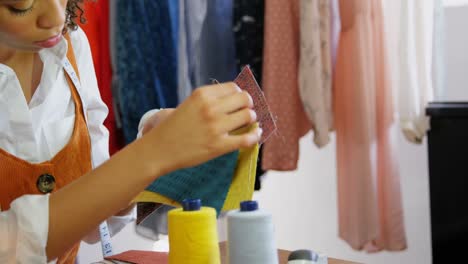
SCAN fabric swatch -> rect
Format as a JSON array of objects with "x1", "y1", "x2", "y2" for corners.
[
  {"x1": 132, "y1": 68, "x2": 270, "y2": 214},
  {"x1": 143, "y1": 151, "x2": 239, "y2": 214},
  {"x1": 234, "y1": 66, "x2": 277, "y2": 143},
  {"x1": 134, "y1": 126, "x2": 259, "y2": 214},
  {"x1": 222, "y1": 141, "x2": 259, "y2": 211}
]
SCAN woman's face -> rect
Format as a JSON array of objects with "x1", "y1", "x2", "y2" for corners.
[{"x1": 0, "y1": 0, "x2": 68, "y2": 52}]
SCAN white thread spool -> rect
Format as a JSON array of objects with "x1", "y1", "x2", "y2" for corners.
[{"x1": 226, "y1": 200, "x2": 278, "y2": 264}]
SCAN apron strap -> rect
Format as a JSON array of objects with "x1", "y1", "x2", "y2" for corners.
[{"x1": 63, "y1": 32, "x2": 114, "y2": 258}]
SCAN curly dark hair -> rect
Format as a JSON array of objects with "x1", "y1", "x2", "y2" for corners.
[{"x1": 65, "y1": 0, "x2": 87, "y2": 32}]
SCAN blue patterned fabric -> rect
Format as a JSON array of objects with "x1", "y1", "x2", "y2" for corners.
[
  {"x1": 116, "y1": 0, "x2": 179, "y2": 143},
  {"x1": 145, "y1": 151, "x2": 239, "y2": 214}
]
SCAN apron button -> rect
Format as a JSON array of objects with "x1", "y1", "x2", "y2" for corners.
[{"x1": 37, "y1": 174, "x2": 56, "y2": 194}]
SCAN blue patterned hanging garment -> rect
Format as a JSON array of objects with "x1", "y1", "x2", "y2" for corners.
[{"x1": 115, "y1": 0, "x2": 179, "y2": 143}]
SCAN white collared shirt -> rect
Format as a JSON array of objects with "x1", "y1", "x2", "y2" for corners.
[{"x1": 0, "y1": 27, "x2": 136, "y2": 263}]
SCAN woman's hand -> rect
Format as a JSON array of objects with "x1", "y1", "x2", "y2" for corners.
[{"x1": 142, "y1": 82, "x2": 261, "y2": 174}]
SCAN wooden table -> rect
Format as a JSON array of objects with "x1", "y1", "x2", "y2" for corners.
[
  {"x1": 219, "y1": 242, "x2": 360, "y2": 264},
  {"x1": 98, "y1": 243, "x2": 360, "y2": 264}
]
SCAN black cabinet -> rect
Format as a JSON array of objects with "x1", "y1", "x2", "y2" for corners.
[{"x1": 427, "y1": 102, "x2": 468, "y2": 263}]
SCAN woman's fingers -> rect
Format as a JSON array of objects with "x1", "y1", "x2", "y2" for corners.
[
  {"x1": 217, "y1": 108, "x2": 257, "y2": 134},
  {"x1": 193, "y1": 82, "x2": 241, "y2": 100},
  {"x1": 216, "y1": 90, "x2": 254, "y2": 114},
  {"x1": 222, "y1": 127, "x2": 263, "y2": 151}
]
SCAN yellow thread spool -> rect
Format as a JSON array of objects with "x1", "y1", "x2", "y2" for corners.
[{"x1": 168, "y1": 199, "x2": 220, "y2": 264}]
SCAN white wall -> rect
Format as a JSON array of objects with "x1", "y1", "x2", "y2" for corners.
[
  {"x1": 78, "y1": 3, "x2": 468, "y2": 264},
  {"x1": 444, "y1": 5, "x2": 468, "y2": 101},
  {"x1": 444, "y1": 0, "x2": 468, "y2": 7}
]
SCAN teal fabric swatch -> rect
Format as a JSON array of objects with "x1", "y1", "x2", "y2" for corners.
[{"x1": 145, "y1": 151, "x2": 239, "y2": 214}]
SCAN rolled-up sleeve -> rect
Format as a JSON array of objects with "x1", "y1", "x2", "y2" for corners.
[{"x1": 0, "y1": 194, "x2": 55, "y2": 264}]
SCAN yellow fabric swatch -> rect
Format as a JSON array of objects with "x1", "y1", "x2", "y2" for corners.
[{"x1": 221, "y1": 143, "x2": 258, "y2": 211}]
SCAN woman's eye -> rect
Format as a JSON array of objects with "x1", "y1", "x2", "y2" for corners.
[{"x1": 8, "y1": 0, "x2": 35, "y2": 16}]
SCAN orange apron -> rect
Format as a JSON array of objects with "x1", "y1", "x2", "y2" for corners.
[{"x1": 0, "y1": 34, "x2": 93, "y2": 264}]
